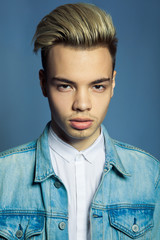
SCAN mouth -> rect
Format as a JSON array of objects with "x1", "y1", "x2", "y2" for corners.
[{"x1": 69, "y1": 118, "x2": 93, "y2": 130}]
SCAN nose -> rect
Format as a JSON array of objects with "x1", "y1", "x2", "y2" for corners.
[{"x1": 72, "y1": 88, "x2": 92, "y2": 112}]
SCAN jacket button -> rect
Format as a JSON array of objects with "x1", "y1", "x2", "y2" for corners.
[
  {"x1": 54, "y1": 181, "x2": 62, "y2": 189},
  {"x1": 58, "y1": 222, "x2": 66, "y2": 230},
  {"x1": 16, "y1": 230, "x2": 23, "y2": 238},
  {"x1": 132, "y1": 224, "x2": 139, "y2": 232}
]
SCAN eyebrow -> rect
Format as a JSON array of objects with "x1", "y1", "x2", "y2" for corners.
[{"x1": 51, "y1": 77, "x2": 111, "y2": 84}]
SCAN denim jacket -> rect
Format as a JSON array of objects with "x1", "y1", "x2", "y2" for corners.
[{"x1": 0, "y1": 122, "x2": 160, "y2": 240}]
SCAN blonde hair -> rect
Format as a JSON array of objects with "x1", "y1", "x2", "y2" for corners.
[{"x1": 33, "y1": 3, "x2": 118, "y2": 70}]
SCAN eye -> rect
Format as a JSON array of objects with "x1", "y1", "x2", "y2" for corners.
[
  {"x1": 92, "y1": 85, "x2": 106, "y2": 92},
  {"x1": 57, "y1": 84, "x2": 72, "y2": 92}
]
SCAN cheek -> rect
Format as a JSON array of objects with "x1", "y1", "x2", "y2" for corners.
[
  {"x1": 48, "y1": 92, "x2": 72, "y2": 117},
  {"x1": 91, "y1": 94, "x2": 111, "y2": 124},
  {"x1": 92, "y1": 94, "x2": 111, "y2": 114}
]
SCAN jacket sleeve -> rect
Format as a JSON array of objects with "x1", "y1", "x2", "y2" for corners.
[{"x1": 152, "y1": 164, "x2": 160, "y2": 239}]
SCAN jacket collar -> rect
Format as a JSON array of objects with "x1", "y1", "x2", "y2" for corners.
[
  {"x1": 34, "y1": 122, "x2": 55, "y2": 182},
  {"x1": 101, "y1": 125, "x2": 131, "y2": 176},
  {"x1": 34, "y1": 122, "x2": 130, "y2": 182}
]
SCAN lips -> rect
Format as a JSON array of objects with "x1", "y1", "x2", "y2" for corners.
[{"x1": 70, "y1": 118, "x2": 93, "y2": 130}]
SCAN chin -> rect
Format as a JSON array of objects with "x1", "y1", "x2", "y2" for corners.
[{"x1": 67, "y1": 126, "x2": 98, "y2": 140}]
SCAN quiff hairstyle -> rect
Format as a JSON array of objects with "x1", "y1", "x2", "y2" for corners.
[{"x1": 33, "y1": 3, "x2": 118, "y2": 71}]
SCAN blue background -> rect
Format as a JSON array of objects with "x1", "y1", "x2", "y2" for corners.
[{"x1": 0, "y1": 0, "x2": 160, "y2": 159}]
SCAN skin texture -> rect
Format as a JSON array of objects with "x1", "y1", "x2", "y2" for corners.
[{"x1": 39, "y1": 45, "x2": 116, "y2": 151}]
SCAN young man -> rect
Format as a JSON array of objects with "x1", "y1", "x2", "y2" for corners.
[{"x1": 0, "y1": 3, "x2": 159, "y2": 240}]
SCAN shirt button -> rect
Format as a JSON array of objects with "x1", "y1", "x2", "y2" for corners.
[
  {"x1": 54, "y1": 181, "x2": 62, "y2": 189},
  {"x1": 16, "y1": 230, "x2": 23, "y2": 238},
  {"x1": 58, "y1": 221, "x2": 66, "y2": 230},
  {"x1": 132, "y1": 224, "x2": 139, "y2": 232}
]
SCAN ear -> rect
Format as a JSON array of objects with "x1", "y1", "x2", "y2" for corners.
[
  {"x1": 111, "y1": 70, "x2": 116, "y2": 97},
  {"x1": 39, "y1": 69, "x2": 48, "y2": 97}
]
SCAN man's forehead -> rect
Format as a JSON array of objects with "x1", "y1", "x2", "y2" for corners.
[
  {"x1": 47, "y1": 45, "x2": 113, "y2": 70},
  {"x1": 44, "y1": 44, "x2": 114, "y2": 83}
]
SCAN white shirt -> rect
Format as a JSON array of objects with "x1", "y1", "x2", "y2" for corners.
[{"x1": 48, "y1": 126, "x2": 105, "y2": 240}]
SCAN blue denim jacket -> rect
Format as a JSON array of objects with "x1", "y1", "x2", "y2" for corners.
[{"x1": 0, "y1": 122, "x2": 160, "y2": 240}]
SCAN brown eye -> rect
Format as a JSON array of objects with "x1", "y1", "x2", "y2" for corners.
[
  {"x1": 57, "y1": 84, "x2": 72, "y2": 92},
  {"x1": 93, "y1": 85, "x2": 105, "y2": 91}
]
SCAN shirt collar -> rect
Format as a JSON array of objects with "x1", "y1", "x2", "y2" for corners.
[{"x1": 48, "y1": 125, "x2": 104, "y2": 164}]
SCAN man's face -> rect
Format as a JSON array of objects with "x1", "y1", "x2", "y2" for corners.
[{"x1": 39, "y1": 45, "x2": 116, "y2": 150}]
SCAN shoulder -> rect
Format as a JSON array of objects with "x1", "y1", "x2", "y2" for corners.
[
  {"x1": 113, "y1": 138, "x2": 159, "y2": 164},
  {"x1": 0, "y1": 140, "x2": 37, "y2": 161},
  {"x1": 112, "y1": 139, "x2": 160, "y2": 184}
]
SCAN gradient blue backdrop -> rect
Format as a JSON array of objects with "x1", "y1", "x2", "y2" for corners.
[{"x1": 0, "y1": 0, "x2": 160, "y2": 159}]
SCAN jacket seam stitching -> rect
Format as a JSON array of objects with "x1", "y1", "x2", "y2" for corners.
[
  {"x1": 0, "y1": 146, "x2": 36, "y2": 158},
  {"x1": 91, "y1": 204, "x2": 155, "y2": 211},
  {"x1": 0, "y1": 211, "x2": 68, "y2": 218},
  {"x1": 113, "y1": 140, "x2": 159, "y2": 163}
]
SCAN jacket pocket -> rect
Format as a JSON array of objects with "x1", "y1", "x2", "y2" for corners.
[
  {"x1": 109, "y1": 205, "x2": 154, "y2": 239},
  {"x1": 0, "y1": 213, "x2": 44, "y2": 240}
]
